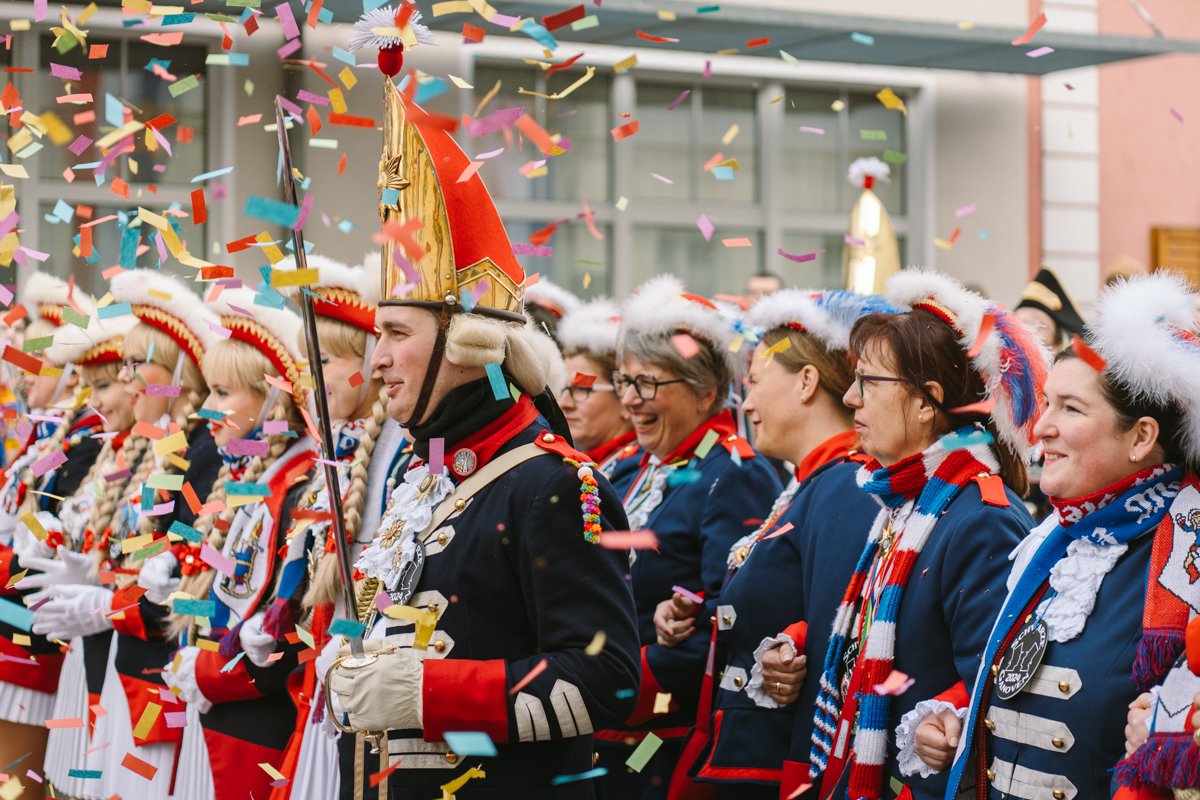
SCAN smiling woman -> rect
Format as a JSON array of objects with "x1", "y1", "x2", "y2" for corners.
[{"x1": 594, "y1": 274, "x2": 782, "y2": 800}]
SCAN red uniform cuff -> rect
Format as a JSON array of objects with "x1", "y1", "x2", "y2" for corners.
[
  {"x1": 932, "y1": 680, "x2": 969, "y2": 710},
  {"x1": 110, "y1": 586, "x2": 148, "y2": 639},
  {"x1": 0, "y1": 547, "x2": 15, "y2": 596},
  {"x1": 780, "y1": 621, "x2": 808, "y2": 652},
  {"x1": 422, "y1": 658, "x2": 509, "y2": 745},
  {"x1": 194, "y1": 648, "x2": 264, "y2": 703},
  {"x1": 626, "y1": 645, "x2": 680, "y2": 727}
]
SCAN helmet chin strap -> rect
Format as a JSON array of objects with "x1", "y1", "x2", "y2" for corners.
[
  {"x1": 403, "y1": 300, "x2": 454, "y2": 428},
  {"x1": 254, "y1": 385, "x2": 282, "y2": 435},
  {"x1": 358, "y1": 333, "x2": 377, "y2": 408}
]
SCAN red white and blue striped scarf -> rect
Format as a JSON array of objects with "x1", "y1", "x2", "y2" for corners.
[{"x1": 810, "y1": 427, "x2": 999, "y2": 800}]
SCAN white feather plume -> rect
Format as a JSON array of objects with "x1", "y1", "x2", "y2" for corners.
[
  {"x1": 1090, "y1": 271, "x2": 1200, "y2": 465},
  {"x1": 110, "y1": 269, "x2": 221, "y2": 352},
  {"x1": 348, "y1": 5, "x2": 436, "y2": 51},
  {"x1": 619, "y1": 275, "x2": 737, "y2": 373},
  {"x1": 558, "y1": 298, "x2": 622, "y2": 356},
  {"x1": 847, "y1": 157, "x2": 891, "y2": 189},
  {"x1": 275, "y1": 254, "x2": 381, "y2": 313},
  {"x1": 210, "y1": 287, "x2": 307, "y2": 368}
]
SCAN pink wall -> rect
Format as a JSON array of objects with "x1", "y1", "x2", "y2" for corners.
[{"x1": 1099, "y1": 1, "x2": 1200, "y2": 275}]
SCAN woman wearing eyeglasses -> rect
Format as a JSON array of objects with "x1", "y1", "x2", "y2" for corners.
[
  {"x1": 556, "y1": 298, "x2": 640, "y2": 496},
  {"x1": 795, "y1": 270, "x2": 1044, "y2": 800},
  {"x1": 593, "y1": 276, "x2": 782, "y2": 800}
]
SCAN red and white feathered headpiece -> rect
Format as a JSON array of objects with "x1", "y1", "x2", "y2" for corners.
[
  {"x1": 110, "y1": 270, "x2": 220, "y2": 368},
  {"x1": 558, "y1": 297, "x2": 622, "y2": 357},
  {"x1": 46, "y1": 312, "x2": 136, "y2": 368},
  {"x1": 1090, "y1": 271, "x2": 1200, "y2": 465},
  {"x1": 620, "y1": 275, "x2": 738, "y2": 373},
  {"x1": 885, "y1": 268, "x2": 1050, "y2": 462}
]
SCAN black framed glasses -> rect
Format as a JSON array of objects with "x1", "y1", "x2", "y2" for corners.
[
  {"x1": 855, "y1": 370, "x2": 911, "y2": 397},
  {"x1": 561, "y1": 383, "x2": 616, "y2": 403},
  {"x1": 612, "y1": 371, "x2": 687, "y2": 401}
]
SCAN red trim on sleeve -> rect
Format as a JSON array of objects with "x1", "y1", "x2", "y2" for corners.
[
  {"x1": 780, "y1": 621, "x2": 808, "y2": 653},
  {"x1": 422, "y1": 658, "x2": 509, "y2": 745},
  {"x1": 110, "y1": 586, "x2": 149, "y2": 640},
  {"x1": 194, "y1": 648, "x2": 264, "y2": 703},
  {"x1": 933, "y1": 680, "x2": 970, "y2": 710},
  {"x1": 625, "y1": 645, "x2": 681, "y2": 727},
  {"x1": 117, "y1": 673, "x2": 183, "y2": 745}
]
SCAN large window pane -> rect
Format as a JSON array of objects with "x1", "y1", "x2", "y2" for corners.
[
  {"x1": 469, "y1": 65, "x2": 537, "y2": 201},
  {"x1": 38, "y1": 37, "x2": 208, "y2": 186},
  {"x1": 777, "y1": 231, "x2": 907, "y2": 292},
  {"x1": 38, "y1": 203, "x2": 206, "y2": 296},
  {"x1": 782, "y1": 89, "x2": 840, "y2": 212},
  {"x1": 631, "y1": 227, "x2": 760, "y2": 298},
  {"x1": 635, "y1": 83, "x2": 691, "y2": 201},
  {"x1": 504, "y1": 219, "x2": 610, "y2": 299},
  {"x1": 699, "y1": 87, "x2": 757, "y2": 204},
  {"x1": 846, "y1": 90, "x2": 905, "y2": 214},
  {"x1": 544, "y1": 69, "x2": 609, "y2": 202}
]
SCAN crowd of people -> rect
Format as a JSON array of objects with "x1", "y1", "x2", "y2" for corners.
[{"x1": 2, "y1": 88, "x2": 1200, "y2": 800}]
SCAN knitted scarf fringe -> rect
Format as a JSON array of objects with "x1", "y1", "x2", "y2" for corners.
[
  {"x1": 1115, "y1": 732, "x2": 1200, "y2": 790},
  {"x1": 1133, "y1": 629, "x2": 1186, "y2": 692}
]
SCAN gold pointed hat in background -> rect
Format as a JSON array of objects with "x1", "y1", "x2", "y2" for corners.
[
  {"x1": 351, "y1": 6, "x2": 526, "y2": 322},
  {"x1": 843, "y1": 157, "x2": 901, "y2": 295}
]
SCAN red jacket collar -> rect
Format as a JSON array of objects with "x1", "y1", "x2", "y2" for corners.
[
  {"x1": 588, "y1": 429, "x2": 637, "y2": 467},
  {"x1": 429, "y1": 394, "x2": 541, "y2": 477},
  {"x1": 793, "y1": 429, "x2": 859, "y2": 484},
  {"x1": 639, "y1": 409, "x2": 738, "y2": 468}
]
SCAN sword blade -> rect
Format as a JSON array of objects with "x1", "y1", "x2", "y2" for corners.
[{"x1": 274, "y1": 99, "x2": 364, "y2": 654}]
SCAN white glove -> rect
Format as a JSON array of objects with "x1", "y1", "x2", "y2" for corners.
[
  {"x1": 17, "y1": 546, "x2": 95, "y2": 590},
  {"x1": 328, "y1": 640, "x2": 424, "y2": 732},
  {"x1": 137, "y1": 551, "x2": 180, "y2": 604},
  {"x1": 30, "y1": 584, "x2": 115, "y2": 640},
  {"x1": 238, "y1": 611, "x2": 277, "y2": 668},
  {"x1": 161, "y1": 646, "x2": 213, "y2": 714},
  {"x1": 12, "y1": 511, "x2": 59, "y2": 562},
  {"x1": 316, "y1": 636, "x2": 344, "y2": 739}
]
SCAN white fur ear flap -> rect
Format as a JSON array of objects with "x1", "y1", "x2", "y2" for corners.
[
  {"x1": 446, "y1": 314, "x2": 507, "y2": 367},
  {"x1": 503, "y1": 323, "x2": 557, "y2": 398}
]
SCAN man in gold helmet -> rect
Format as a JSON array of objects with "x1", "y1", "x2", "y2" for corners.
[{"x1": 327, "y1": 15, "x2": 640, "y2": 796}]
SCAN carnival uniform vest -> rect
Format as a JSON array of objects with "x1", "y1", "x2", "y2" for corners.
[{"x1": 353, "y1": 400, "x2": 640, "y2": 799}]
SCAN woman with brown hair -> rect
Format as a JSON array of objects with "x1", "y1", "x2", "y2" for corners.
[{"x1": 797, "y1": 270, "x2": 1047, "y2": 800}]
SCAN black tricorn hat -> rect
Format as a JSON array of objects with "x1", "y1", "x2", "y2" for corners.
[{"x1": 1016, "y1": 268, "x2": 1085, "y2": 337}]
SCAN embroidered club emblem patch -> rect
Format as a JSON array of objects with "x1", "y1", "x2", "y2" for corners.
[
  {"x1": 995, "y1": 617, "x2": 1048, "y2": 700},
  {"x1": 452, "y1": 448, "x2": 477, "y2": 477}
]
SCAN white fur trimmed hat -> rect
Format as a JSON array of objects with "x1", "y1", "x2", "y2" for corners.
[
  {"x1": 274, "y1": 253, "x2": 381, "y2": 334},
  {"x1": 1088, "y1": 271, "x2": 1200, "y2": 465},
  {"x1": 747, "y1": 288, "x2": 899, "y2": 353},
  {"x1": 619, "y1": 275, "x2": 738, "y2": 374},
  {"x1": 45, "y1": 311, "x2": 136, "y2": 368},
  {"x1": 20, "y1": 272, "x2": 89, "y2": 327},
  {"x1": 525, "y1": 278, "x2": 582, "y2": 320},
  {"x1": 885, "y1": 268, "x2": 1050, "y2": 462},
  {"x1": 208, "y1": 287, "x2": 306, "y2": 402},
  {"x1": 557, "y1": 298, "x2": 622, "y2": 357},
  {"x1": 109, "y1": 270, "x2": 221, "y2": 369}
]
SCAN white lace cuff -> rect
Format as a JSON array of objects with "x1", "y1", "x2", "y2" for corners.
[
  {"x1": 745, "y1": 633, "x2": 796, "y2": 710},
  {"x1": 161, "y1": 646, "x2": 213, "y2": 714},
  {"x1": 895, "y1": 699, "x2": 968, "y2": 778}
]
